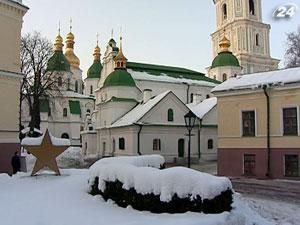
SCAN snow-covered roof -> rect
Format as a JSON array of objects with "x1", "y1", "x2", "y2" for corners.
[
  {"x1": 21, "y1": 131, "x2": 70, "y2": 146},
  {"x1": 212, "y1": 67, "x2": 300, "y2": 93},
  {"x1": 187, "y1": 97, "x2": 217, "y2": 119},
  {"x1": 111, "y1": 91, "x2": 171, "y2": 128},
  {"x1": 129, "y1": 69, "x2": 218, "y2": 87},
  {"x1": 60, "y1": 91, "x2": 94, "y2": 99}
]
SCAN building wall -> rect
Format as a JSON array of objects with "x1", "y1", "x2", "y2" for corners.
[{"x1": 217, "y1": 87, "x2": 300, "y2": 178}]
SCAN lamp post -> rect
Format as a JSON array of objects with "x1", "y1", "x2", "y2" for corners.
[{"x1": 184, "y1": 110, "x2": 197, "y2": 168}]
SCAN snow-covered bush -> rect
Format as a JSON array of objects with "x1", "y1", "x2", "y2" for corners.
[{"x1": 88, "y1": 155, "x2": 233, "y2": 214}]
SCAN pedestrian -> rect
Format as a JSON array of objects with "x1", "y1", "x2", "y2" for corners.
[{"x1": 11, "y1": 151, "x2": 21, "y2": 175}]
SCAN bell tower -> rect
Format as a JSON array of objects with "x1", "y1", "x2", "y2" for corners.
[{"x1": 211, "y1": 0, "x2": 279, "y2": 74}]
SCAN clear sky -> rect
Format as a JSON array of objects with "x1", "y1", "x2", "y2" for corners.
[{"x1": 22, "y1": 0, "x2": 300, "y2": 78}]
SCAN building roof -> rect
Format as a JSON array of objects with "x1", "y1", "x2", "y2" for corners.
[
  {"x1": 127, "y1": 62, "x2": 220, "y2": 85},
  {"x1": 103, "y1": 69, "x2": 136, "y2": 88},
  {"x1": 47, "y1": 51, "x2": 71, "y2": 72},
  {"x1": 87, "y1": 60, "x2": 102, "y2": 79},
  {"x1": 212, "y1": 67, "x2": 300, "y2": 93},
  {"x1": 60, "y1": 91, "x2": 94, "y2": 99},
  {"x1": 111, "y1": 91, "x2": 171, "y2": 128},
  {"x1": 211, "y1": 51, "x2": 240, "y2": 69},
  {"x1": 187, "y1": 97, "x2": 217, "y2": 119}
]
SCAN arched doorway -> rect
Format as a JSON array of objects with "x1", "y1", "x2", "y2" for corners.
[{"x1": 178, "y1": 139, "x2": 185, "y2": 158}]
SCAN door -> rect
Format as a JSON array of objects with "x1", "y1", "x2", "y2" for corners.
[{"x1": 178, "y1": 139, "x2": 185, "y2": 158}]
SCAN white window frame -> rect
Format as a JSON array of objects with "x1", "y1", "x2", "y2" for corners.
[{"x1": 240, "y1": 109, "x2": 257, "y2": 137}]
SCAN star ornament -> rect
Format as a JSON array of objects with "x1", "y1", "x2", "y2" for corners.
[{"x1": 22, "y1": 130, "x2": 70, "y2": 176}]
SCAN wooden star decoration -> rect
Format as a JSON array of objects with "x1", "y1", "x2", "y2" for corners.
[{"x1": 23, "y1": 130, "x2": 69, "y2": 176}]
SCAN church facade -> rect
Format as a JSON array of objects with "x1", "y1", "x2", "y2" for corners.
[
  {"x1": 21, "y1": 31, "x2": 94, "y2": 146},
  {"x1": 210, "y1": 0, "x2": 279, "y2": 76}
]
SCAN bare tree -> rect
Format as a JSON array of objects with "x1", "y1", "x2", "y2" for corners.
[
  {"x1": 20, "y1": 32, "x2": 62, "y2": 132},
  {"x1": 284, "y1": 27, "x2": 300, "y2": 68}
]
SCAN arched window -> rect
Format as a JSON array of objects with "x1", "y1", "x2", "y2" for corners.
[
  {"x1": 90, "y1": 85, "x2": 93, "y2": 95},
  {"x1": 63, "y1": 108, "x2": 68, "y2": 117},
  {"x1": 222, "y1": 4, "x2": 227, "y2": 20},
  {"x1": 58, "y1": 77, "x2": 62, "y2": 87},
  {"x1": 67, "y1": 78, "x2": 70, "y2": 90},
  {"x1": 222, "y1": 73, "x2": 227, "y2": 82},
  {"x1": 190, "y1": 93, "x2": 194, "y2": 103},
  {"x1": 61, "y1": 133, "x2": 69, "y2": 139},
  {"x1": 208, "y1": 139, "x2": 213, "y2": 149},
  {"x1": 153, "y1": 139, "x2": 161, "y2": 151},
  {"x1": 249, "y1": 0, "x2": 255, "y2": 15},
  {"x1": 213, "y1": 75, "x2": 216, "y2": 80},
  {"x1": 86, "y1": 109, "x2": 91, "y2": 114},
  {"x1": 168, "y1": 109, "x2": 174, "y2": 122},
  {"x1": 75, "y1": 80, "x2": 78, "y2": 93},
  {"x1": 121, "y1": 62, "x2": 124, "y2": 67},
  {"x1": 119, "y1": 137, "x2": 125, "y2": 150},
  {"x1": 206, "y1": 94, "x2": 210, "y2": 99},
  {"x1": 117, "y1": 62, "x2": 121, "y2": 68},
  {"x1": 255, "y1": 34, "x2": 259, "y2": 46}
]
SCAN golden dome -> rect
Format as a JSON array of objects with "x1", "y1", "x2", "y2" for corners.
[
  {"x1": 93, "y1": 45, "x2": 101, "y2": 61},
  {"x1": 54, "y1": 34, "x2": 63, "y2": 51},
  {"x1": 114, "y1": 36, "x2": 128, "y2": 69},
  {"x1": 64, "y1": 32, "x2": 80, "y2": 69},
  {"x1": 219, "y1": 36, "x2": 231, "y2": 52}
]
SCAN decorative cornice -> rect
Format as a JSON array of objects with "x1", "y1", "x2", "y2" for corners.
[{"x1": 0, "y1": 0, "x2": 29, "y2": 14}]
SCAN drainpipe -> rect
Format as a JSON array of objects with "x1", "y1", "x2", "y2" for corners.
[
  {"x1": 263, "y1": 85, "x2": 271, "y2": 177},
  {"x1": 198, "y1": 119, "x2": 202, "y2": 159},
  {"x1": 183, "y1": 82, "x2": 190, "y2": 104},
  {"x1": 136, "y1": 124, "x2": 143, "y2": 155}
]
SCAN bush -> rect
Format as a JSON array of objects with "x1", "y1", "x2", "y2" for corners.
[{"x1": 90, "y1": 177, "x2": 233, "y2": 214}]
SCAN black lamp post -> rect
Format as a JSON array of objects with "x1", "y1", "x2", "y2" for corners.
[{"x1": 184, "y1": 110, "x2": 197, "y2": 168}]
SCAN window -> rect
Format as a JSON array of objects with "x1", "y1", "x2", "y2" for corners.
[
  {"x1": 285, "y1": 155, "x2": 299, "y2": 177},
  {"x1": 206, "y1": 94, "x2": 210, "y2": 99},
  {"x1": 249, "y1": 0, "x2": 255, "y2": 15},
  {"x1": 283, "y1": 107, "x2": 298, "y2": 135},
  {"x1": 119, "y1": 137, "x2": 125, "y2": 150},
  {"x1": 90, "y1": 86, "x2": 93, "y2": 95},
  {"x1": 190, "y1": 93, "x2": 194, "y2": 103},
  {"x1": 222, "y1": 3, "x2": 227, "y2": 20},
  {"x1": 63, "y1": 108, "x2": 68, "y2": 117},
  {"x1": 208, "y1": 139, "x2": 213, "y2": 149},
  {"x1": 61, "y1": 133, "x2": 69, "y2": 139},
  {"x1": 244, "y1": 154, "x2": 256, "y2": 176},
  {"x1": 153, "y1": 139, "x2": 161, "y2": 151},
  {"x1": 242, "y1": 110, "x2": 256, "y2": 136},
  {"x1": 86, "y1": 109, "x2": 91, "y2": 114},
  {"x1": 103, "y1": 142, "x2": 106, "y2": 152},
  {"x1": 75, "y1": 80, "x2": 78, "y2": 93},
  {"x1": 255, "y1": 34, "x2": 259, "y2": 46},
  {"x1": 67, "y1": 78, "x2": 70, "y2": 90},
  {"x1": 222, "y1": 73, "x2": 227, "y2": 82},
  {"x1": 213, "y1": 75, "x2": 216, "y2": 80},
  {"x1": 58, "y1": 77, "x2": 62, "y2": 87},
  {"x1": 168, "y1": 109, "x2": 174, "y2": 122},
  {"x1": 117, "y1": 62, "x2": 121, "y2": 68}
]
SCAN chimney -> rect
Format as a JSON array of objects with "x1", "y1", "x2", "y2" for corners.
[
  {"x1": 193, "y1": 94, "x2": 202, "y2": 105},
  {"x1": 143, "y1": 89, "x2": 152, "y2": 103}
]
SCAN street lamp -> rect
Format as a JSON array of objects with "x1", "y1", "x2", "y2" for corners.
[{"x1": 184, "y1": 110, "x2": 197, "y2": 168}]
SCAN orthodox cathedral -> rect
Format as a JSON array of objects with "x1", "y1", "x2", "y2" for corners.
[{"x1": 21, "y1": 0, "x2": 278, "y2": 163}]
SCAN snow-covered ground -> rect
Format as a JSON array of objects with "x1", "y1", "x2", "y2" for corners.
[{"x1": 1, "y1": 169, "x2": 298, "y2": 225}]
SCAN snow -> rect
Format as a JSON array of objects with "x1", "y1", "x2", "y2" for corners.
[
  {"x1": 20, "y1": 127, "x2": 43, "y2": 134},
  {"x1": 89, "y1": 156, "x2": 231, "y2": 201},
  {"x1": 212, "y1": 67, "x2": 300, "y2": 93},
  {"x1": 129, "y1": 69, "x2": 217, "y2": 87},
  {"x1": 21, "y1": 131, "x2": 70, "y2": 146},
  {"x1": 187, "y1": 97, "x2": 217, "y2": 119},
  {"x1": 0, "y1": 169, "x2": 298, "y2": 225},
  {"x1": 111, "y1": 91, "x2": 171, "y2": 128}
]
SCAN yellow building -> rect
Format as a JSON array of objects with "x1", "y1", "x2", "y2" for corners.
[
  {"x1": 0, "y1": 0, "x2": 28, "y2": 173},
  {"x1": 212, "y1": 67, "x2": 300, "y2": 179}
]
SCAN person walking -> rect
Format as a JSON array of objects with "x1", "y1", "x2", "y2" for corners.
[{"x1": 11, "y1": 151, "x2": 21, "y2": 175}]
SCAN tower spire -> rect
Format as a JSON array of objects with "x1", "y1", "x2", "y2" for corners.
[
  {"x1": 69, "y1": 18, "x2": 72, "y2": 32},
  {"x1": 93, "y1": 33, "x2": 101, "y2": 61},
  {"x1": 54, "y1": 21, "x2": 63, "y2": 51},
  {"x1": 114, "y1": 34, "x2": 127, "y2": 69}
]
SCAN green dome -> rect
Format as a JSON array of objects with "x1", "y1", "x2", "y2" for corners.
[
  {"x1": 103, "y1": 69, "x2": 136, "y2": 88},
  {"x1": 47, "y1": 50, "x2": 71, "y2": 72},
  {"x1": 211, "y1": 51, "x2": 240, "y2": 69},
  {"x1": 87, "y1": 60, "x2": 102, "y2": 78}
]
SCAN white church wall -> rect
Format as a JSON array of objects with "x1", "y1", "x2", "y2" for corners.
[{"x1": 200, "y1": 127, "x2": 218, "y2": 161}]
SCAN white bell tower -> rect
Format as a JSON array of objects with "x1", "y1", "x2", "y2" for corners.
[{"x1": 211, "y1": 0, "x2": 279, "y2": 74}]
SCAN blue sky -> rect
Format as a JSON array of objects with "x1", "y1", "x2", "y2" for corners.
[{"x1": 22, "y1": 0, "x2": 300, "y2": 77}]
